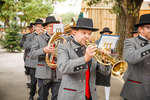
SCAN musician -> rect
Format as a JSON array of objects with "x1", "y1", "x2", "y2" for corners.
[
  {"x1": 30, "y1": 16, "x2": 61, "y2": 100},
  {"x1": 57, "y1": 18, "x2": 111, "y2": 100},
  {"x1": 95, "y1": 27, "x2": 113, "y2": 100},
  {"x1": 120, "y1": 14, "x2": 150, "y2": 100},
  {"x1": 24, "y1": 19, "x2": 43, "y2": 100},
  {"x1": 131, "y1": 26, "x2": 139, "y2": 37},
  {"x1": 19, "y1": 23, "x2": 34, "y2": 88},
  {"x1": 65, "y1": 30, "x2": 74, "y2": 42}
]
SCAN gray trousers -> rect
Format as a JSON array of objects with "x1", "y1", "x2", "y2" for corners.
[{"x1": 37, "y1": 78, "x2": 61, "y2": 100}]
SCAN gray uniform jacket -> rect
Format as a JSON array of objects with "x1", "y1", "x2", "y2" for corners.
[
  {"x1": 19, "y1": 33, "x2": 30, "y2": 60},
  {"x1": 23, "y1": 32, "x2": 38, "y2": 68},
  {"x1": 30, "y1": 32, "x2": 62, "y2": 79},
  {"x1": 57, "y1": 39, "x2": 111, "y2": 100},
  {"x1": 120, "y1": 35, "x2": 150, "y2": 100}
]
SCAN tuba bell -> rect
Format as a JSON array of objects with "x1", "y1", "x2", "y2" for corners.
[
  {"x1": 85, "y1": 40, "x2": 128, "y2": 76},
  {"x1": 45, "y1": 18, "x2": 76, "y2": 68}
]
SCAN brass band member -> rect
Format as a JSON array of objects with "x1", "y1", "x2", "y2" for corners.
[
  {"x1": 95, "y1": 27, "x2": 113, "y2": 100},
  {"x1": 120, "y1": 14, "x2": 150, "y2": 100},
  {"x1": 57, "y1": 18, "x2": 111, "y2": 100},
  {"x1": 24, "y1": 19, "x2": 43, "y2": 100},
  {"x1": 130, "y1": 26, "x2": 139, "y2": 37},
  {"x1": 30, "y1": 16, "x2": 61, "y2": 100},
  {"x1": 19, "y1": 23, "x2": 34, "y2": 88}
]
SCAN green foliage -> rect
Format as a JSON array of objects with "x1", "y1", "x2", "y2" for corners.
[
  {"x1": 127, "y1": 1, "x2": 139, "y2": 17},
  {"x1": 1, "y1": 21, "x2": 22, "y2": 52},
  {"x1": 60, "y1": 12, "x2": 76, "y2": 25},
  {"x1": 0, "y1": 0, "x2": 66, "y2": 27},
  {"x1": 86, "y1": 0, "x2": 102, "y2": 6}
]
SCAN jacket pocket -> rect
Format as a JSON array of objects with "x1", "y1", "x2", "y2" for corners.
[{"x1": 63, "y1": 88, "x2": 77, "y2": 91}]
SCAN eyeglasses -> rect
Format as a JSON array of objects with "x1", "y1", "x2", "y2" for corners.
[
  {"x1": 143, "y1": 26, "x2": 150, "y2": 30},
  {"x1": 36, "y1": 26, "x2": 43, "y2": 28}
]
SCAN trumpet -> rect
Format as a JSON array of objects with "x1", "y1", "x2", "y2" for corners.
[{"x1": 85, "y1": 40, "x2": 128, "y2": 76}]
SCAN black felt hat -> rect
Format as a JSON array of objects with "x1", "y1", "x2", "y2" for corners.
[
  {"x1": 70, "y1": 18, "x2": 99, "y2": 32},
  {"x1": 33, "y1": 19, "x2": 43, "y2": 25},
  {"x1": 131, "y1": 27, "x2": 138, "y2": 34},
  {"x1": 134, "y1": 14, "x2": 150, "y2": 28},
  {"x1": 42, "y1": 16, "x2": 60, "y2": 26},
  {"x1": 100, "y1": 27, "x2": 112, "y2": 34},
  {"x1": 27, "y1": 23, "x2": 34, "y2": 28}
]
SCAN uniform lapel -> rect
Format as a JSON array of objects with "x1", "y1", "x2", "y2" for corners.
[
  {"x1": 72, "y1": 39, "x2": 84, "y2": 57},
  {"x1": 136, "y1": 35, "x2": 148, "y2": 47},
  {"x1": 72, "y1": 39, "x2": 92, "y2": 68},
  {"x1": 44, "y1": 32, "x2": 51, "y2": 43}
]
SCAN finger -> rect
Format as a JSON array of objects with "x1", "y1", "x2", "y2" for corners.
[{"x1": 90, "y1": 52, "x2": 96, "y2": 56}]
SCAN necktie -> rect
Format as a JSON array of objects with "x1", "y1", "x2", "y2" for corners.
[
  {"x1": 51, "y1": 44, "x2": 56, "y2": 71},
  {"x1": 85, "y1": 63, "x2": 91, "y2": 98}
]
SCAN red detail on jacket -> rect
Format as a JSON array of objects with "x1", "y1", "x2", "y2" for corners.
[{"x1": 128, "y1": 79, "x2": 141, "y2": 84}]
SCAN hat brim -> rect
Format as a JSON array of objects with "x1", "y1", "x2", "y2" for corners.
[
  {"x1": 33, "y1": 22, "x2": 43, "y2": 25},
  {"x1": 131, "y1": 31, "x2": 138, "y2": 34},
  {"x1": 42, "y1": 21, "x2": 60, "y2": 26},
  {"x1": 100, "y1": 31, "x2": 112, "y2": 34},
  {"x1": 70, "y1": 26, "x2": 99, "y2": 32},
  {"x1": 27, "y1": 26, "x2": 32, "y2": 28},
  {"x1": 134, "y1": 22, "x2": 150, "y2": 27}
]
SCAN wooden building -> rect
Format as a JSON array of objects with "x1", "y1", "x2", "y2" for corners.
[{"x1": 82, "y1": 1, "x2": 150, "y2": 42}]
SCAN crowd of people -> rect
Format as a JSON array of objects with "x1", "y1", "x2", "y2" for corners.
[{"x1": 20, "y1": 13, "x2": 150, "y2": 100}]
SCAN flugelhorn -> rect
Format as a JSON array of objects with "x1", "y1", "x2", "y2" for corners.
[
  {"x1": 45, "y1": 18, "x2": 76, "y2": 68},
  {"x1": 85, "y1": 40, "x2": 128, "y2": 76}
]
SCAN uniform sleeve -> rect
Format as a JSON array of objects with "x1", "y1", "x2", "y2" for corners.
[
  {"x1": 19, "y1": 34, "x2": 26, "y2": 48},
  {"x1": 57, "y1": 44, "x2": 87, "y2": 75},
  {"x1": 30, "y1": 36, "x2": 45, "y2": 60},
  {"x1": 123, "y1": 39, "x2": 150, "y2": 65},
  {"x1": 23, "y1": 34, "x2": 32, "y2": 50}
]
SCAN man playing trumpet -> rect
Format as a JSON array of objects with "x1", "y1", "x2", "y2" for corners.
[{"x1": 57, "y1": 18, "x2": 111, "y2": 100}]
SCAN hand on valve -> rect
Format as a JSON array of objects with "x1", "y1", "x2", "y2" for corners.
[
  {"x1": 84, "y1": 45, "x2": 97, "y2": 63},
  {"x1": 43, "y1": 44, "x2": 55, "y2": 54}
]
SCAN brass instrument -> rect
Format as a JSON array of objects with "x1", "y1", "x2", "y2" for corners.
[
  {"x1": 45, "y1": 18, "x2": 76, "y2": 68},
  {"x1": 85, "y1": 40, "x2": 128, "y2": 76}
]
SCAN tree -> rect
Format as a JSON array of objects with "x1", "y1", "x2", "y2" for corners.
[
  {"x1": 1, "y1": 21, "x2": 22, "y2": 52},
  {"x1": 86, "y1": 0, "x2": 143, "y2": 59},
  {"x1": 0, "y1": 0, "x2": 66, "y2": 30},
  {"x1": 60, "y1": 12, "x2": 76, "y2": 25}
]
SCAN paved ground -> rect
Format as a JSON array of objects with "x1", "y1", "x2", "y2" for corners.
[{"x1": 0, "y1": 47, "x2": 124, "y2": 100}]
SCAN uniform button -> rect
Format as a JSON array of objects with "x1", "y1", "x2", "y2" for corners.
[
  {"x1": 83, "y1": 80, "x2": 85, "y2": 82},
  {"x1": 146, "y1": 51, "x2": 149, "y2": 54},
  {"x1": 75, "y1": 49, "x2": 78, "y2": 51},
  {"x1": 77, "y1": 67, "x2": 79, "y2": 70},
  {"x1": 142, "y1": 43, "x2": 144, "y2": 46},
  {"x1": 147, "y1": 73, "x2": 150, "y2": 76},
  {"x1": 143, "y1": 53, "x2": 146, "y2": 55},
  {"x1": 80, "y1": 66, "x2": 83, "y2": 69},
  {"x1": 145, "y1": 83, "x2": 149, "y2": 86},
  {"x1": 79, "y1": 80, "x2": 82, "y2": 82}
]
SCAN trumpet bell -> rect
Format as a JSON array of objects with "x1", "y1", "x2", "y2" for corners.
[{"x1": 112, "y1": 60, "x2": 128, "y2": 76}]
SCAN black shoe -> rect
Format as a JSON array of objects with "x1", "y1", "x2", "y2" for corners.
[
  {"x1": 27, "y1": 83, "x2": 30, "y2": 88},
  {"x1": 29, "y1": 96, "x2": 34, "y2": 100}
]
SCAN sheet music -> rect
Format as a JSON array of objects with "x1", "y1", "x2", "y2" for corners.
[{"x1": 97, "y1": 34, "x2": 120, "y2": 50}]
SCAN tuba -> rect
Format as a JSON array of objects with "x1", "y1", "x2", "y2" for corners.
[
  {"x1": 85, "y1": 40, "x2": 128, "y2": 76},
  {"x1": 45, "y1": 18, "x2": 76, "y2": 68}
]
